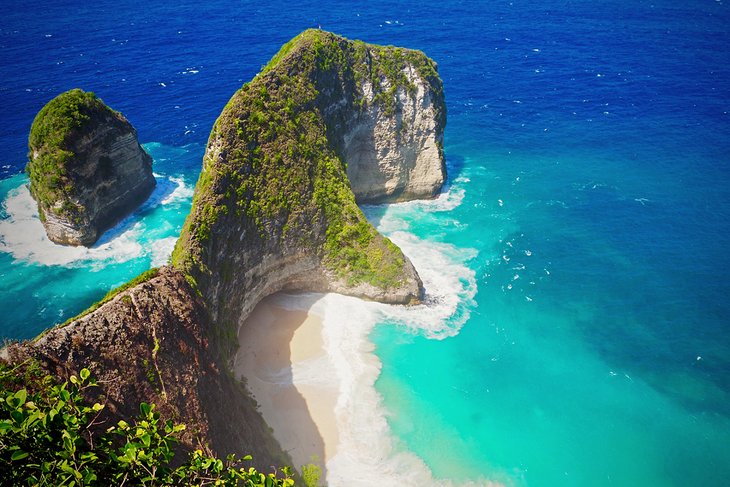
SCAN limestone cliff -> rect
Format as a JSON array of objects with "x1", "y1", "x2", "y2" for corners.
[
  {"x1": 26, "y1": 88, "x2": 155, "y2": 246},
  {"x1": 2, "y1": 267, "x2": 290, "y2": 467},
  {"x1": 171, "y1": 30, "x2": 446, "y2": 342},
  {"x1": 337, "y1": 38, "x2": 446, "y2": 203},
  {"x1": 3, "y1": 30, "x2": 448, "y2": 472}
]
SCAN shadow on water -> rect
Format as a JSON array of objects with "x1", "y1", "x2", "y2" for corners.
[
  {"x1": 94, "y1": 175, "x2": 177, "y2": 245},
  {"x1": 234, "y1": 294, "x2": 329, "y2": 483},
  {"x1": 446, "y1": 153, "x2": 467, "y2": 182}
]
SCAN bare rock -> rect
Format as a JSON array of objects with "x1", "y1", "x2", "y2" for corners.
[
  {"x1": 341, "y1": 45, "x2": 446, "y2": 202},
  {"x1": 2, "y1": 267, "x2": 290, "y2": 468}
]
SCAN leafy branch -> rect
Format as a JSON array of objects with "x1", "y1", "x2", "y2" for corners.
[{"x1": 0, "y1": 363, "x2": 294, "y2": 486}]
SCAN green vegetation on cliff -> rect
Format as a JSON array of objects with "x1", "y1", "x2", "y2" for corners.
[
  {"x1": 0, "y1": 362, "x2": 294, "y2": 486},
  {"x1": 26, "y1": 89, "x2": 118, "y2": 223},
  {"x1": 172, "y1": 29, "x2": 440, "y2": 292}
]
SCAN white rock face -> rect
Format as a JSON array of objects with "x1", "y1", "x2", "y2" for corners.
[{"x1": 344, "y1": 62, "x2": 445, "y2": 203}]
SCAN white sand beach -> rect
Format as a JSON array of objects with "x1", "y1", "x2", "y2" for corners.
[
  {"x1": 232, "y1": 292, "x2": 470, "y2": 487},
  {"x1": 233, "y1": 295, "x2": 339, "y2": 476}
]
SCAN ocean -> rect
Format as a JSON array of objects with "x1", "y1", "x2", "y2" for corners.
[{"x1": 2, "y1": 1, "x2": 729, "y2": 485}]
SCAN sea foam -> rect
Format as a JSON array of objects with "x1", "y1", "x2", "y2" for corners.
[
  {"x1": 274, "y1": 187, "x2": 496, "y2": 486},
  {"x1": 0, "y1": 174, "x2": 191, "y2": 268}
]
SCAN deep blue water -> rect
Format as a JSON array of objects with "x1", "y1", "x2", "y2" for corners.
[{"x1": 2, "y1": 1, "x2": 730, "y2": 485}]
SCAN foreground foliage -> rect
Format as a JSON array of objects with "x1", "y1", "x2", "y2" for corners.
[{"x1": 0, "y1": 362, "x2": 294, "y2": 486}]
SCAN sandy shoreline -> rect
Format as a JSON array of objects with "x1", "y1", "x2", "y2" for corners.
[{"x1": 233, "y1": 294, "x2": 338, "y2": 477}]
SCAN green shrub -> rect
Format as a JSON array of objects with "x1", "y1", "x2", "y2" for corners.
[
  {"x1": 0, "y1": 362, "x2": 294, "y2": 486},
  {"x1": 300, "y1": 457, "x2": 323, "y2": 487}
]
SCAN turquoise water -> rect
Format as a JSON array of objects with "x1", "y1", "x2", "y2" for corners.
[
  {"x1": 372, "y1": 144, "x2": 730, "y2": 485},
  {"x1": 2, "y1": 1, "x2": 729, "y2": 485},
  {"x1": 0, "y1": 143, "x2": 199, "y2": 339}
]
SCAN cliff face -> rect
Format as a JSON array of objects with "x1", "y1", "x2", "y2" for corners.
[
  {"x1": 27, "y1": 89, "x2": 155, "y2": 246},
  {"x1": 171, "y1": 30, "x2": 445, "y2": 341},
  {"x1": 4, "y1": 30, "x2": 447, "y2": 471},
  {"x1": 336, "y1": 42, "x2": 446, "y2": 203},
  {"x1": 2, "y1": 267, "x2": 290, "y2": 467}
]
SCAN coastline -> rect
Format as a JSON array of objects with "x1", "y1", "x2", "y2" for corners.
[
  {"x1": 231, "y1": 192, "x2": 484, "y2": 486},
  {"x1": 233, "y1": 294, "x2": 339, "y2": 476}
]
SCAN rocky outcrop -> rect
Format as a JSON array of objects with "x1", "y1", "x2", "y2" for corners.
[
  {"x1": 171, "y1": 29, "x2": 446, "y2": 341},
  {"x1": 27, "y1": 88, "x2": 155, "y2": 246},
  {"x1": 339, "y1": 43, "x2": 446, "y2": 203},
  {"x1": 2, "y1": 267, "x2": 290, "y2": 468},
  {"x1": 3, "y1": 30, "x2": 448, "y2": 473}
]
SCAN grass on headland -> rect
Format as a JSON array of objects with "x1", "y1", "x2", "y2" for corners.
[{"x1": 171, "y1": 29, "x2": 439, "y2": 292}]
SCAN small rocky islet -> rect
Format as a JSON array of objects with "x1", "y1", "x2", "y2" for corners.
[{"x1": 26, "y1": 88, "x2": 155, "y2": 246}]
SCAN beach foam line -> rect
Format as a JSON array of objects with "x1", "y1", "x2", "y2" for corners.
[
  {"x1": 273, "y1": 290, "x2": 500, "y2": 487},
  {"x1": 0, "y1": 174, "x2": 191, "y2": 268},
  {"x1": 365, "y1": 185, "x2": 478, "y2": 339},
  {"x1": 260, "y1": 186, "x2": 498, "y2": 486},
  {"x1": 321, "y1": 188, "x2": 499, "y2": 485},
  {"x1": 361, "y1": 186, "x2": 466, "y2": 222},
  {"x1": 378, "y1": 231, "x2": 477, "y2": 338}
]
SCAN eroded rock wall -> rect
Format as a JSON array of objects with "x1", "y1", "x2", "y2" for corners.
[
  {"x1": 341, "y1": 50, "x2": 446, "y2": 202},
  {"x1": 2, "y1": 267, "x2": 289, "y2": 467},
  {"x1": 27, "y1": 89, "x2": 155, "y2": 246}
]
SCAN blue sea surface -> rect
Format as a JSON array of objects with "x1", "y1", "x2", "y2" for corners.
[{"x1": 2, "y1": 1, "x2": 729, "y2": 485}]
